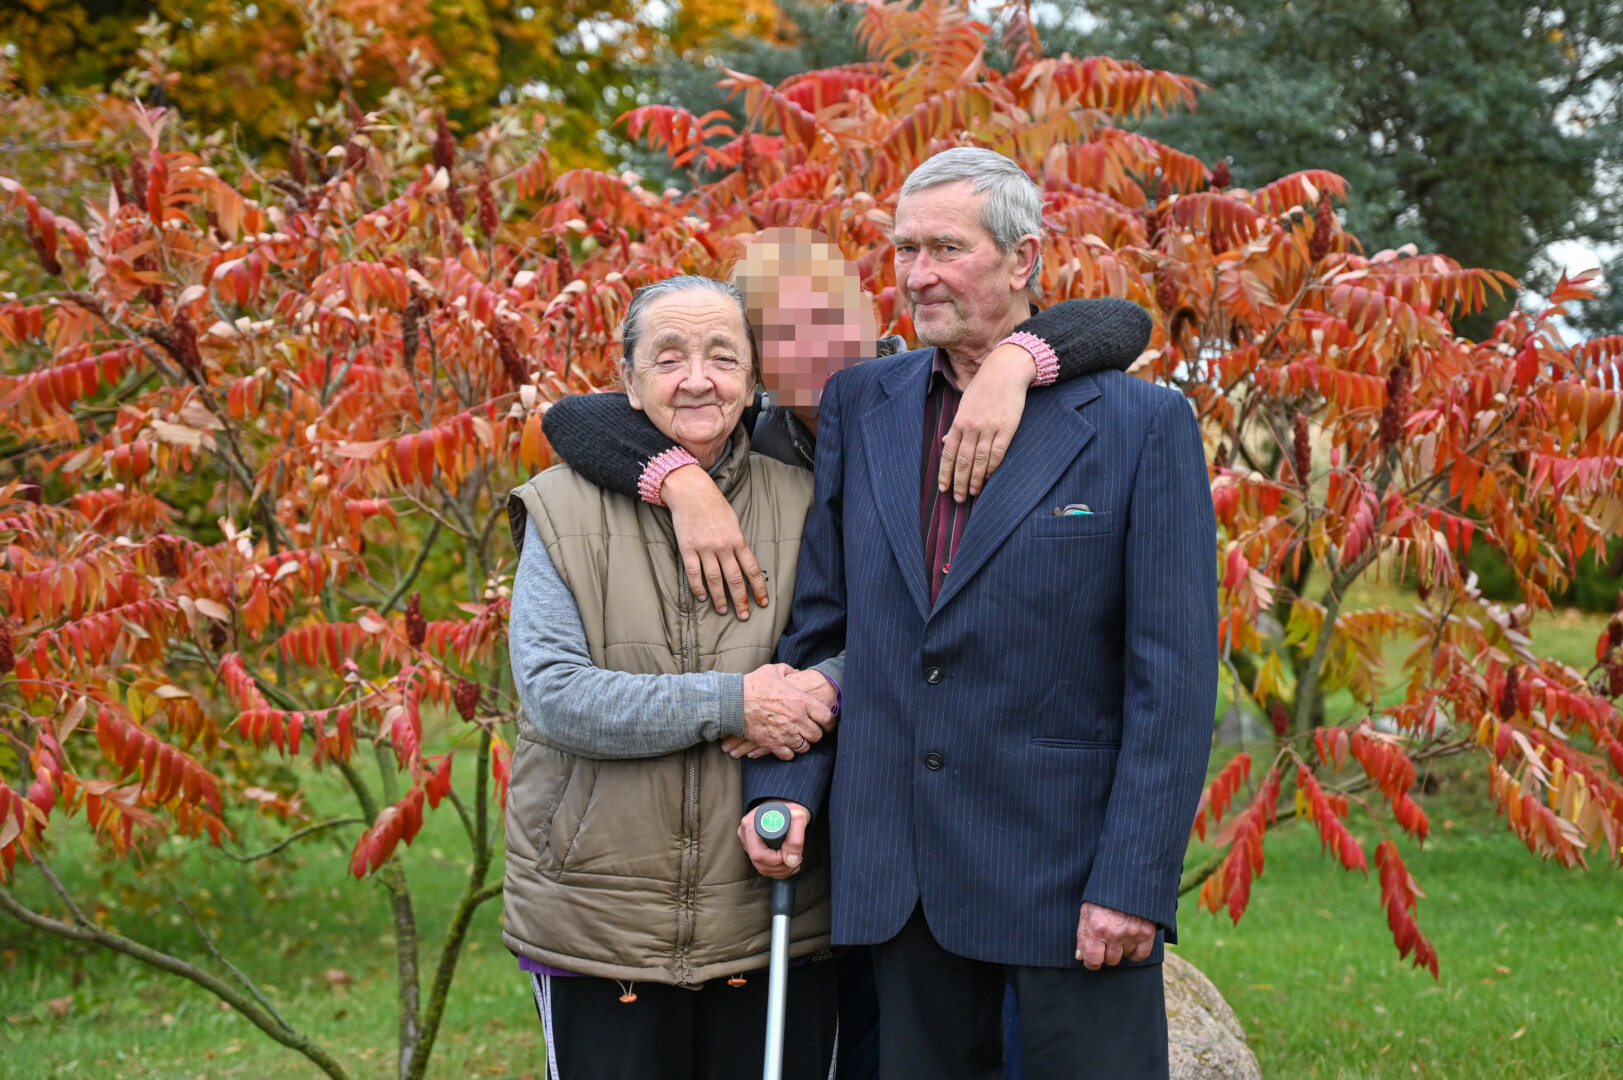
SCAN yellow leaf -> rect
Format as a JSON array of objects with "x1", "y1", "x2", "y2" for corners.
[{"x1": 194, "y1": 598, "x2": 231, "y2": 622}]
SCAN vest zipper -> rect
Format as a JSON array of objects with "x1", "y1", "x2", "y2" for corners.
[{"x1": 674, "y1": 565, "x2": 702, "y2": 984}]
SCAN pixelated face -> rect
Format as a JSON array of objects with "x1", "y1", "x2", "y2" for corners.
[
  {"x1": 736, "y1": 229, "x2": 879, "y2": 410},
  {"x1": 623, "y1": 291, "x2": 754, "y2": 468}
]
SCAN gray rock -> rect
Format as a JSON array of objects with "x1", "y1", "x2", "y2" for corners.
[{"x1": 1165, "y1": 952, "x2": 1262, "y2": 1080}]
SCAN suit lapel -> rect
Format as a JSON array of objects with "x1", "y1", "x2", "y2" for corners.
[
  {"x1": 860, "y1": 350, "x2": 934, "y2": 621},
  {"x1": 930, "y1": 376, "x2": 1101, "y2": 615}
]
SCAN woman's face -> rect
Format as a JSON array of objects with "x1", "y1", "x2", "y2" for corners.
[{"x1": 624, "y1": 291, "x2": 754, "y2": 469}]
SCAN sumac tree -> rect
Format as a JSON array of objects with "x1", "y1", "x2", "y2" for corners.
[{"x1": 1, "y1": 2, "x2": 1621, "y2": 1075}]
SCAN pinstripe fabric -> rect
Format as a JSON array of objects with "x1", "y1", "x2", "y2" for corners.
[{"x1": 743, "y1": 349, "x2": 1218, "y2": 969}]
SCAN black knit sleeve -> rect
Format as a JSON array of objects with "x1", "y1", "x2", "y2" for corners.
[
  {"x1": 1013, "y1": 297, "x2": 1153, "y2": 382},
  {"x1": 540, "y1": 391, "x2": 765, "y2": 499}
]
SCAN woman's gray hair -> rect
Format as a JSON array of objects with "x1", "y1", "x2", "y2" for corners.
[
  {"x1": 619, "y1": 275, "x2": 759, "y2": 377},
  {"x1": 899, "y1": 147, "x2": 1045, "y2": 287}
]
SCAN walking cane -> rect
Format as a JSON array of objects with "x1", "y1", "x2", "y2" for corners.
[{"x1": 754, "y1": 801, "x2": 797, "y2": 1080}]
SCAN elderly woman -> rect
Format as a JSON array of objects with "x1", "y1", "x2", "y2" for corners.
[{"x1": 503, "y1": 275, "x2": 843, "y2": 1079}]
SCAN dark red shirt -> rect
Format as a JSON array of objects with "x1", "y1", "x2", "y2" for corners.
[{"x1": 921, "y1": 349, "x2": 973, "y2": 605}]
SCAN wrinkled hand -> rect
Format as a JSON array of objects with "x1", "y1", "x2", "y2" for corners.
[
  {"x1": 937, "y1": 341, "x2": 1038, "y2": 503},
  {"x1": 664, "y1": 463, "x2": 767, "y2": 620},
  {"x1": 1076, "y1": 902, "x2": 1157, "y2": 970},
  {"x1": 723, "y1": 668, "x2": 837, "y2": 759},
  {"x1": 735, "y1": 664, "x2": 833, "y2": 761},
  {"x1": 739, "y1": 801, "x2": 811, "y2": 879}
]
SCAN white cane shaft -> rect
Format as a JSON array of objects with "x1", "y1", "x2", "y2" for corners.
[{"x1": 762, "y1": 912, "x2": 792, "y2": 1080}]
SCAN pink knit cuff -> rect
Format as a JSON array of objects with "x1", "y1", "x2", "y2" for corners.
[
  {"x1": 999, "y1": 331, "x2": 1059, "y2": 386},
  {"x1": 639, "y1": 447, "x2": 701, "y2": 506}
]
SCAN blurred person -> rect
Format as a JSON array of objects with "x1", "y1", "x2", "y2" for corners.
[
  {"x1": 504, "y1": 275, "x2": 843, "y2": 1080},
  {"x1": 542, "y1": 228, "x2": 1153, "y2": 1080},
  {"x1": 738, "y1": 148, "x2": 1216, "y2": 1080}
]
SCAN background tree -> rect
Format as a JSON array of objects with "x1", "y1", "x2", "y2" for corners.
[
  {"x1": 0, "y1": 0, "x2": 780, "y2": 165},
  {"x1": 1039, "y1": 0, "x2": 1623, "y2": 334},
  {"x1": 1, "y1": 3, "x2": 1621, "y2": 1076}
]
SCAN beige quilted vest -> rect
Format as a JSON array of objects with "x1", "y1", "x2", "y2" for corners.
[{"x1": 502, "y1": 432, "x2": 831, "y2": 985}]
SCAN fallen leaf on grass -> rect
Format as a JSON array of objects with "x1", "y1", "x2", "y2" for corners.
[
  {"x1": 1494, "y1": 964, "x2": 1512, "y2": 975},
  {"x1": 46, "y1": 996, "x2": 72, "y2": 1019},
  {"x1": 324, "y1": 967, "x2": 353, "y2": 988},
  {"x1": 1510, "y1": 1026, "x2": 1527, "y2": 1041}
]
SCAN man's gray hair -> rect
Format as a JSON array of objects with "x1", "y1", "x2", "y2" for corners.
[
  {"x1": 619, "y1": 275, "x2": 759, "y2": 376},
  {"x1": 900, "y1": 147, "x2": 1045, "y2": 287}
]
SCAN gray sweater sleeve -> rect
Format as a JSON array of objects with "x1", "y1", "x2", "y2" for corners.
[
  {"x1": 811, "y1": 653, "x2": 844, "y2": 689},
  {"x1": 508, "y1": 521, "x2": 746, "y2": 759}
]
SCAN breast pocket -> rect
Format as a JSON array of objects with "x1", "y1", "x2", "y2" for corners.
[{"x1": 1027, "y1": 509, "x2": 1115, "y2": 539}]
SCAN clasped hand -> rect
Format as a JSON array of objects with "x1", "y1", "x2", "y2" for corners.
[{"x1": 720, "y1": 663, "x2": 837, "y2": 760}]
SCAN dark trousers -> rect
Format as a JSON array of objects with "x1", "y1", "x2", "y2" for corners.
[
  {"x1": 531, "y1": 958, "x2": 837, "y2": 1080},
  {"x1": 870, "y1": 905, "x2": 1169, "y2": 1080}
]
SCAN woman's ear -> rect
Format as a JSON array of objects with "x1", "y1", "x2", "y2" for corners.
[{"x1": 622, "y1": 360, "x2": 646, "y2": 411}]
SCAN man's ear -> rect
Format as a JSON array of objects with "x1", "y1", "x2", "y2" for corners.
[{"x1": 1008, "y1": 234, "x2": 1041, "y2": 293}]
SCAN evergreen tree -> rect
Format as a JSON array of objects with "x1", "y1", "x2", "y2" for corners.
[{"x1": 1042, "y1": 0, "x2": 1623, "y2": 326}]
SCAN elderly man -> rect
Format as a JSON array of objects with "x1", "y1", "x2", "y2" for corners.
[{"x1": 739, "y1": 147, "x2": 1219, "y2": 1079}]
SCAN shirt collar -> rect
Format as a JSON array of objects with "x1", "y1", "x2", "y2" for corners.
[{"x1": 928, "y1": 348, "x2": 960, "y2": 392}]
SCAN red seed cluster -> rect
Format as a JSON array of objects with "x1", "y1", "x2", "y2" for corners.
[
  {"x1": 477, "y1": 164, "x2": 499, "y2": 239},
  {"x1": 1292, "y1": 412, "x2": 1312, "y2": 486},
  {"x1": 402, "y1": 289, "x2": 423, "y2": 366},
  {"x1": 1309, "y1": 197, "x2": 1335, "y2": 262},
  {"x1": 405, "y1": 592, "x2": 427, "y2": 649},
  {"x1": 1156, "y1": 270, "x2": 1178, "y2": 313},
  {"x1": 454, "y1": 677, "x2": 481, "y2": 722},
  {"x1": 1380, "y1": 361, "x2": 1411, "y2": 449},
  {"x1": 1210, "y1": 159, "x2": 1231, "y2": 190},
  {"x1": 493, "y1": 320, "x2": 528, "y2": 388},
  {"x1": 435, "y1": 112, "x2": 467, "y2": 222},
  {"x1": 1498, "y1": 665, "x2": 1520, "y2": 719},
  {"x1": 129, "y1": 154, "x2": 149, "y2": 210}
]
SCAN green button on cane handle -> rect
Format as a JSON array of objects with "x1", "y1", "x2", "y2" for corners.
[{"x1": 755, "y1": 802, "x2": 792, "y2": 851}]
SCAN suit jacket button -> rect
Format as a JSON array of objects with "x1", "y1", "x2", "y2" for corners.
[
  {"x1": 924, "y1": 666, "x2": 943, "y2": 684},
  {"x1": 925, "y1": 752, "x2": 944, "y2": 770}
]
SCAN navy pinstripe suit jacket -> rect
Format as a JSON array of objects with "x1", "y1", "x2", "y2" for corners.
[{"x1": 742, "y1": 348, "x2": 1218, "y2": 969}]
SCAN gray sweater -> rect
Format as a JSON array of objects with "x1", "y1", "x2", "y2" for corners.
[{"x1": 509, "y1": 520, "x2": 844, "y2": 759}]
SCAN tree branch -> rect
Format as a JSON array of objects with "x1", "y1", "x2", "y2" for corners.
[
  {"x1": 222, "y1": 817, "x2": 366, "y2": 862},
  {"x1": 378, "y1": 518, "x2": 442, "y2": 617},
  {"x1": 174, "y1": 892, "x2": 294, "y2": 1033},
  {"x1": 404, "y1": 727, "x2": 495, "y2": 1080},
  {"x1": 0, "y1": 880, "x2": 351, "y2": 1080}
]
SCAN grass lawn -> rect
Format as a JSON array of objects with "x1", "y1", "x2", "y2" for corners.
[
  {"x1": 2, "y1": 600, "x2": 1618, "y2": 1078},
  {"x1": 0, "y1": 754, "x2": 541, "y2": 1079},
  {"x1": 1175, "y1": 756, "x2": 1623, "y2": 1080}
]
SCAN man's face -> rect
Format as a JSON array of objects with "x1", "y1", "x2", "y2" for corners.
[{"x1": 892, "y1": 181, "x2": 1031, "y2": 354}]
